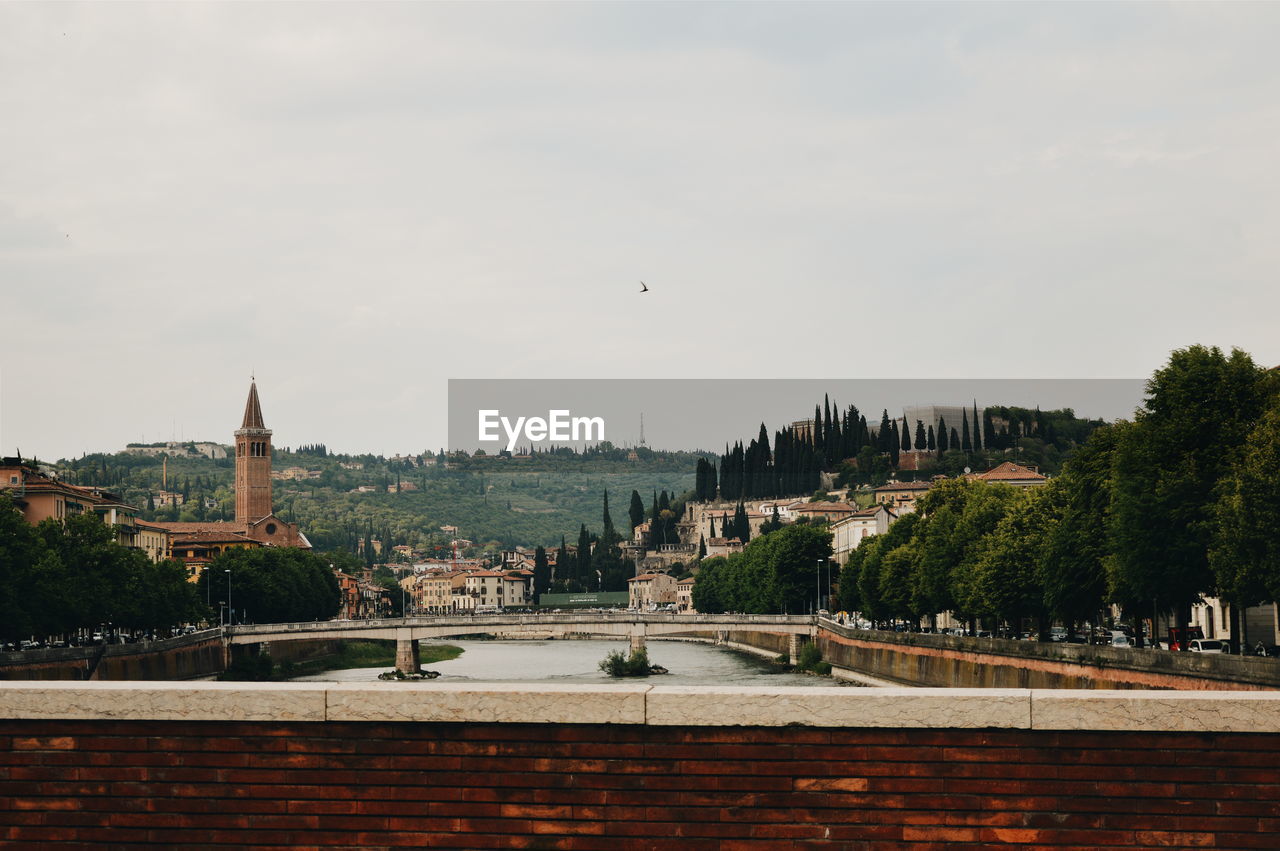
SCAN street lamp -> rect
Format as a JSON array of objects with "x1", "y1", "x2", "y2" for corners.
[
  {"x1": 816, "y1": 559, "x2": 822, "y2": 615},
  {"x1": 225, "y1": 569, "x2": 232, "y2": 627}
]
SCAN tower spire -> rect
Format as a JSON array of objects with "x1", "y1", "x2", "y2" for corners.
[{"x1": 242, "y1": 381, "x2": 265, "y2": 430}]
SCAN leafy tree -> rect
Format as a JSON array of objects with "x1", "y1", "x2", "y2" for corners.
[
  {"x1": 1211, "y1": 392, "x2": 1280, "y2": 644},
  {"x1": 197, "y1": 547, "x2": 340, "y2": 624},
  {"x1": 973, "y1": 487, "x2": 1059, "y2": 638},
  {"x1": 1042, "y1": 426, "x2": 1117, "y2": 635},
  {"x1": 1108, "y1": 346, "x2": 1269, "y2": 632},
  {"x1": 691, "y1": 555, "x2": 729, "y2": 614}
]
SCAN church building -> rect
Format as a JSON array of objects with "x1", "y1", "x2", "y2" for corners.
[{"x1": 156, "y1": 381, "x2": 310, "y2": 575}]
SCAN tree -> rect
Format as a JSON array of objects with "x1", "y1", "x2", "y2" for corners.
[
  {"x1": 601, "y1": 490, "x2": 615, "y2": 536},
  {"x1": 901, "y1": 416, "x2": 912, "y2": 452},
  {"x1": 1211, "y1": 393, "x2": 1280, "y2": 646},
  {"x1": 198, "y1": 547, "x2": 340, "y2": 624},
  {"x1": 972, "y1": 487, "x2": 1058, "y2": 639},
  {"x1": 1109, "y1": 346, "x2": 1269, "y2": 634},
  {"x1": 574, "y1": 524, "x2": 592, "y2": 589},
  {"x1": 1042, "y1": 426, "x2": 1117, "y2": 638},
  {"x1": 532, "y1": 546, "x2": 551, "y2": 602},
  {"x1": 914, "y1": 420, "x2": 927, "y2": 451},
  {"x1": 691, "y1": 556, "x2": 730, "y2": 614},
  {"x1": 628, "y1": 490, "x2": 645, "y2": 532},
  {"x1": 732, "y1": 501, "x2": 750, "y2": 543}
]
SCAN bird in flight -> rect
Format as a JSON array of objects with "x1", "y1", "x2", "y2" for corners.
[{"x1": 639, "y1": 281, "x2": 649, "y2": 293}]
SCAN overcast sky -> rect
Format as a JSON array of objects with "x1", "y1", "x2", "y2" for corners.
[{"x1": 3, "y1": 2, "x2": 1279, "y2": 461}]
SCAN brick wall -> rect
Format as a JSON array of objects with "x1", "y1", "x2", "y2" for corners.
[{"x1": 3, "y1": 719, "x2": 1278, "y2": 848}]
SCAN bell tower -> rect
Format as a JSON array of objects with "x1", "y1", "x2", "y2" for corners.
[{"x1": 234, "y1": 381, "x2": 274, "y2": 524}]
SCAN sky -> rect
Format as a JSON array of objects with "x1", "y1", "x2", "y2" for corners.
[{"x1": 3, "y1": 2, "x2": 1279, "y2": 460}]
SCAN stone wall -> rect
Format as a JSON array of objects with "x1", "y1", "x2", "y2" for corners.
[
  {"x1": 3, "y1": 683, "x2": 1280, "y2": 847},
  {"x1": 818, "y1": 624, "x2": 1280, "y2": 690},
  {"x1": 0, "y1": 633, "x2": 225, "y2": 682}
]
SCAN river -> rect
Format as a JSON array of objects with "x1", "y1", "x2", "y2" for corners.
[{"x1": 293, "y1": 638, "x2": 854, "y2": 687}]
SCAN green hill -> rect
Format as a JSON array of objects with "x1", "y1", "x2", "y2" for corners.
[{"x1": 52, "y1": 446, "x2": 699, "y2": 555}]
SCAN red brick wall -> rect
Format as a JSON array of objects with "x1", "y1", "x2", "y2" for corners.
[{"x1": 3, "y1": 720, "x2": 1277, "y2": 848}]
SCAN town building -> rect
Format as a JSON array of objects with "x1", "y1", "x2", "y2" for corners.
[
  {"x1": 788, "y1": 502, "x2": 860, "y2": 523},
  {"x1": 676, "y1": 577, "x2": 696, "y2": 613},
  {"x1": 627, "y1": 572, "x2": 677, "y2": 610},
  {"x1": 830, "y1": 505, "x2": 896, "y2": 561},
  {"x1": 0, "y1": 459, "x2": 171, "y2": 564},
  {"x1": 966, "y1": 461, "x2": 1048, "y2": 488},
  {"x1": 872, "y1": 479, "x2": 933, "y2": 512}
]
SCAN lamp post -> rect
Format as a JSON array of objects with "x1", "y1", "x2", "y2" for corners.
[
  {"x1": 225, "y1": 569, "x2": 232, "y2": 627},
  {"x1": 816, "y1": 559, "x2": 822, "y2": 615}
]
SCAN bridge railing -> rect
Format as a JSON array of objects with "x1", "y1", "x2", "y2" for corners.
[{"x1": 226, "y1": 612, "x2": 816, "y2": 639}]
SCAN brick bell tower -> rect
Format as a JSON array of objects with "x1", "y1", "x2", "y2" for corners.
[{"x1": 234, "y1": 381, "x2": 274, "y2": 525}]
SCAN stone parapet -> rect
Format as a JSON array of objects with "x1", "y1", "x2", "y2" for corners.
[{"x1": 3, "y1": 682, "x2": 1280, "y2": 732}]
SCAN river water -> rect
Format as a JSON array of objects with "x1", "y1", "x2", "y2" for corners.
[{"x1": 293, "y1": 638, "x2": 853, "y2": 687}]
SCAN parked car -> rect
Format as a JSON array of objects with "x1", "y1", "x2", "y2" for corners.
[
  {"x1": 1110, "y1": 635, "x2": 1135, "y2": 649},
  {"x1": 1189, "y1": 639, "x2": 1227, "y2": 654}
]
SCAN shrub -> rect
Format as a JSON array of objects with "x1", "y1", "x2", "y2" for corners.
[{"x1": 599, "y1": 646, "x2": 653, "y2": 677}]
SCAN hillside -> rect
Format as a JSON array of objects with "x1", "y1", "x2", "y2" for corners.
[{"x1": 51, "y1": 446, "x2": 698, "y2": 555}]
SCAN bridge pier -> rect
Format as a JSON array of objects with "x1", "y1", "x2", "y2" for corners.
[
  {"x1": 629, "y1": 623, "x2": 646, "y2": 653},
  {"x1": 395, "y1": 638, "x2": 421, "y2": 675},
  {"x1": 788, "y1": 634, "x2": 801, "y2": 665}
]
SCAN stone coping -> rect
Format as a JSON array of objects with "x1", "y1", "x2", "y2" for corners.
[{"x1": 3, "y1": 683, "x2": 1280, "y2": 731}]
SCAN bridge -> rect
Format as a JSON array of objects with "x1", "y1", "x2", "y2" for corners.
[{"x1": 228, "y1": 613, "x2": 818, "y2": 674}]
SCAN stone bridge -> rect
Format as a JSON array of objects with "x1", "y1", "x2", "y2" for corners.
[{"x1": 227, "y1": 613, "x2": 818, "y2": 674}]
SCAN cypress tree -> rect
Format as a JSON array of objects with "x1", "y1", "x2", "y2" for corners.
[
  {"x1": 961, "y1": 410, "x2": 972, "y2": 452},
  {"x1": 533, "y1": 546, "x2": 550, "y2": 602},
  {"x1": 878, "y1": 410, "x2": 893, "y2": 452},
  {"x1": 927, "y1": 425, "x2": 936, "y2": 451},
  {"x1": 951, "y1": 427, "x2": 961, "y2": 449},
  {"x1": 901, "y1": 416, "x2": 911, "y2": 452},
  {"x1": 576, "y1": 524, "x2": 591, "y2": 585},
  {"x1": 602, "y1": 491, "x2": 614, "y2": 536},
  {"x1": 733, "y1": 502, "x2": 750, "y2": 543},
  {"x1": 973, "y1": 402, "x2": 983, "y2": 450},
  {"x1": 628, "y1": 490, "x2": 645, "y2": 532},
  {"x1": 914, "y1": 419, "x2": 927, "y2": 451},
  {"x1": 555, "y1": 536, "x2": 568, "y2": 581}
]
